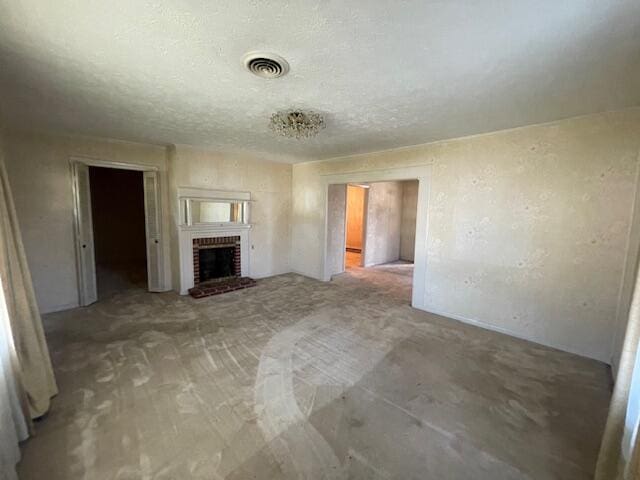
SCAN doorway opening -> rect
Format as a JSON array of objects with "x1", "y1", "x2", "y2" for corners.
[
  {"x1": 89, "y1": 167, "x2": 147, "y2": 298},
  {"x1": 72, "y1": 159, "x2": 164, "y2": 306},
  {"x1": 327, "y1": 179, "x2": 419, "y2": 302},
  {"x1": 345, "y1": 184, "x2": 367, "y2": 269}
]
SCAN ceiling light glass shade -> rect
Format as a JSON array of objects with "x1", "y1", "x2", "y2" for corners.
[{"x1": 269, "y1": 110, "x2": 326, "y2": 139}]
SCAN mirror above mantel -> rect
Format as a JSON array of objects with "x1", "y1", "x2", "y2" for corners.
[{"x1": 178, "y1": 187, "x2": 252, "y2": 229}]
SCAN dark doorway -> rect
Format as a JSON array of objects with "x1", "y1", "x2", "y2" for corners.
[{"x1": 89, "y1": 167, "x2": 147, "y2": 298}]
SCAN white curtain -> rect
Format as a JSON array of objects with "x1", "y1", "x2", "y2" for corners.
[
  {"x1": 0, "y1": 135, "x2": 58, "y2": 478},
  {"x1": 0, "y1": 276, "x2": 29, "y2": 480}
]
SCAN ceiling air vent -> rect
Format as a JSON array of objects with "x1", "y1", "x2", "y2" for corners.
[{"x1": 243, "y1": 52, "x2": 289, "y2": 79}]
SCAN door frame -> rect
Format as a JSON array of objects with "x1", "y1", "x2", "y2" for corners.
[
  {"x1": 321, "y1": 165, "x2": 431, "y2": 309},
  {"x1": 70, "y1": 156, "x2": 163, "y2": 305}
]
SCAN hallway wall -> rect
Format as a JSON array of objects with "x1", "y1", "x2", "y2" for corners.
[
  {"x1": 363, "y1": 181, "x2": 403, "y2": 267},
  {"x1": 327, "y1": 184, "x2": 347, "y2": 276},
  {"x1": 400, "y1": 180, "x2": 419, "y2": 261}
]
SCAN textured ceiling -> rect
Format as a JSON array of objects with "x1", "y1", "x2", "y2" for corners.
[{"x1": 0, "y1": 1, "x2": 639, "y2": 162}]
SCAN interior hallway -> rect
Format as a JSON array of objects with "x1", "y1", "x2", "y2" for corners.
[{"x1": 19, "y1": 266, "x2": 611, "y2": 479}]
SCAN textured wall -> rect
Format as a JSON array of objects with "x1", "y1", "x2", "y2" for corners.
[
  {"x1": 3, "y1": 130, "x2": 171, "y2": 313},
  {"x1": 345, "y1": 185, "x2": 365, "y2": 251},
  {"x1": 400, "y1": 180, "x2": 419, "y2": 261},
  {"x1": 291, "y1": 109, "x2": 640, "y2": 362},
  {"x1": 364, "y1": 182, "x2": 402, "y2": 266},
  {"x1": 170, "y1": 145, "x2": 292, "y2": 281}
]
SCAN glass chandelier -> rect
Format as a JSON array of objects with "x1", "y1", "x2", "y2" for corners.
[{"x1": 269, "y1": 110, "x2": 326, "y2": 139}]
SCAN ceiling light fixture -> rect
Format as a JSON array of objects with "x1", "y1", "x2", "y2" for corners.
[
  {"x1": 269, "y1": 110, "x2": 326, "y2": 139},
  {"x1": 243, "y1": 52, "x2": 289, "y2": 79}
]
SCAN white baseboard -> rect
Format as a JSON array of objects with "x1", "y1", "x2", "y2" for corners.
[
  {"x1": 41, "y1": 301, "x2": 80, "y2": 314},
  {"x1": 421, "y1": 306, "x2": 608, "y2": 364},
  {"x1": 289, "y1": 268, "x2": 323, "y2": 281}
]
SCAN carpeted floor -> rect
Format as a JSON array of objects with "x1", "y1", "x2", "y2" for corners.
[
  {"x1": 96, "y1": 262, "x2": 148, "y2": 300},
  {"x1": 18, "y1": 264, "x2": 611, "y2": 479}
]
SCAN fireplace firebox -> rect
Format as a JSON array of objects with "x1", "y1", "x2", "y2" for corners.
[
  {"x1": 198, "y1": 246, "x2": 235, "y2": 282},
  {"x1": 192, "y1": 236, "x2": 241, "y2": 285}
]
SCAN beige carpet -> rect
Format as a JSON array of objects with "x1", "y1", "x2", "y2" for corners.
[{"x1": 18, "y1": 264, "x2": 611, "y2": 479}]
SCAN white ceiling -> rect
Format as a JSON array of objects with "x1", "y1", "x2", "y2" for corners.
[{"x1": 0, "y1": 1, "x2": 639, "y2": 162}]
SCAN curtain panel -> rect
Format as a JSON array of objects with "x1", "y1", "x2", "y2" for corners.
[
  {"x1": 0, "y1": 276, "x2": 29, "y2": 480},
  {"x1": 0, "y1": 136, "x2": 58, "y2": 478}
]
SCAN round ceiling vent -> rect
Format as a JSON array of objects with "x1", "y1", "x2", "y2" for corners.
[{"x1": 243, "y1": 52, "x2": 289, "y2": 79}]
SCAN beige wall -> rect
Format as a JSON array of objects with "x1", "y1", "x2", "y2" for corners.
[
  {"x1": 3, "y1": 130, "x2": 171, "y2": 313},
  {"x1": 345, "y1": 185, "x2": 365, "y2": 251},
  {"x1": 291, "y1": 109, "x2": 640, "y2": 362},
  {"x1": 169, "y1": 145, "x2": 291, "y2": 285},
  {"x1": 363, "y1": 181, "x2": 402, "y2": 267},
  {"x1": 400, "y1": 180, "x2": 419, "y2": 262}
]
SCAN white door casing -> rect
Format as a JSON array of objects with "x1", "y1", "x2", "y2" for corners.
[
  {"x1": 72, "y1": 162, "x2": 98, "y2": 306},
  {"x1": 143, "y1": 171, "x2": 164, "y2": 292},
  {"x1": 321, "y1": 165, "x2": 430, "y2": 310},
  {"x1": 71, "y1": 158, "x2": 165, "y2": 303}
]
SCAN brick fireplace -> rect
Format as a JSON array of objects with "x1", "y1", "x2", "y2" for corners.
[
  {"x1": 188, "y1": 235, "x2": 256, "y2": 298},
  {"x1": 177, "y1": 187, "x2": 255, "y2": 296}
]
